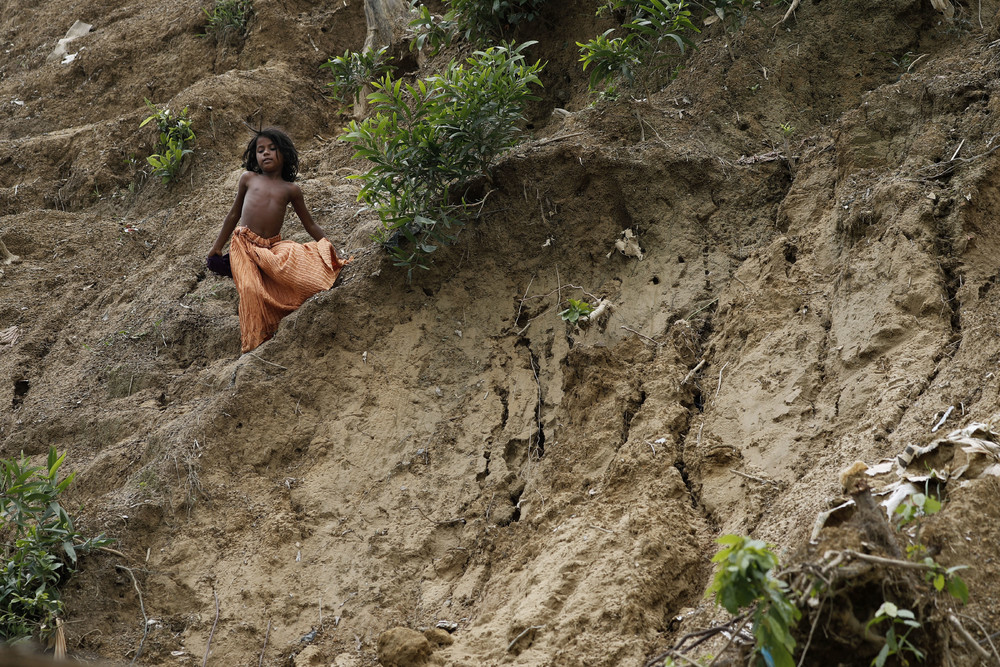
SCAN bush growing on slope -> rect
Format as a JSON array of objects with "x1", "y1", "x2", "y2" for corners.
[
  {"x1": 579, "y1": 0, "x2": 699, "y2": 96},
  {"x1": 322, "y1": 46, "x2": 397, "y2": 105},
  {"x1": 0, "y1": 448, "x2": 112, "y2": 643},
  {"x1": 140, "y1": 100, "x2": 196, "y2": 185},
  {"x1": 409, "y1": 0, "x2": 547, "y2": 53},
  {"x1": 342, "y1": 41, "x2": 543, "y2": 278},
  {"x1": 200, "y1": 0, "x2": 254, "y2": 44}
]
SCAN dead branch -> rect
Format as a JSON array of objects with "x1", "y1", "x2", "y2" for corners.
[
  {"x1": 507, "y1": 625, "x2": 545, "y2": 653},
  {"x1": 258, "y1": 619, "x2": 271, "y2": 667},
  {"x1": 956, "y1": 613, "x2": 1000, "y2": 662},
  {"x1": 948, "y1": 614, "x2": 992, "y2": 660},
  {"x1": 681, "y1": 359, "x2": 706, "y2": 387},
  {"x1": 116, "y1": 565, "x2": 148, "y2": 666},
  {"x1": 203, "y1": 589, "x2": 220, "y2": 667},
  {"x1": 620, "y1": 325, "x2": 660, "y2": 346},
  {"x1": 730, "y1": 468, "x2": 779, "y2": 486},
  {"x1": 774, "y1": 0, "x2": 800, "y2": 26},
  {"x1": 248, "y1": 353, "x2": 288, "y2": 371},
  {"x1": 534, "y1": 131, "x2": 586, "y2": 147}
]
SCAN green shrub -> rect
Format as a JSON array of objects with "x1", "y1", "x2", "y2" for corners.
[
  {"x1": 693, "y1": 0, "x2": 775, "y2": 31},
  {"x1": 200, "y1": 0, "x2": 253, "y2": 42},
  {"x1": 410, "y1": 0, "x2": 547, "y2": 52},
  {"x1": 0, "y1": 448, "x2": 112, "y2": 642},
  {"x1": 342, "y1": 41, "x2": 543, "y2": 277},
  {"x1": 321, "y1": 47, "x2": 396, "y2": 104},
  {"x1": 708, "y1": 535, "x2": 801, "y2": 667},
  {"x1": 140, "y1": 99, "x2": 196, "y2": 185},
  {"x1": 579, "y1": 0, "x2": 698, "y2": 94}
]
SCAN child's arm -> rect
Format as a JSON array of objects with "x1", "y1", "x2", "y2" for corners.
[
  {"x1": 290, "y1": 184, "x2": 327, "y2": 242},
  {"x1": 208, "y1": 172, "x2": 250, "y2": 257}
]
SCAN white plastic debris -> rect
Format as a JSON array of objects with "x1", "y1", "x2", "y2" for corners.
[
  {"x1": 46, "y1": 20, "x2": 92, "y2": 64},
  {"x1": 607, "y1": 228, "x2": 644, "y2": 260}
]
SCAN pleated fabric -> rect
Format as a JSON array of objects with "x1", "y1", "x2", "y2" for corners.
[{"x1": 230, "y1": 226, "x2": 349, "y2": 352}]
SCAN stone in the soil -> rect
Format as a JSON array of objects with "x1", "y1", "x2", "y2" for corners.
[{"x1": 376, "y1": 627, "x2": 433, "y2": 666}]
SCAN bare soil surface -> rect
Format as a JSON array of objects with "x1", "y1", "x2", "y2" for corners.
[{"x1": 3, "y1": 0, "x2": 1000, "y2": 664}]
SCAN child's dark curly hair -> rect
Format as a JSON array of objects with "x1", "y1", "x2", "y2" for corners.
[{"x1": 242, "y1": 127, "x2": 299, "y2": 182}]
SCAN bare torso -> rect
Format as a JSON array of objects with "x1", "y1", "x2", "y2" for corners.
[{"x1": 239, "y1": 172, "x2": 296, "y2": 239}]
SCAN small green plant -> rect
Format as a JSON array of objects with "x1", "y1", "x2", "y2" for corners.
[
  {"x1": 559, "y1": 298, "x2": 594, "y2": 323},
  {"x1": 321, "y1": 47, "x2": 396, "y2": 104},
  {"x1": 891, "y1": 51, "x2": 916, "y2": 71},
  {"x1": 894, "y1": 490, "x2": 969, "y2": 604},
  {"x1": 200, "y1": 0, "x2": 253, "y2": 43},
  {"x1": 0, "y1": 448, "x2": 112, "y2": 642},
  {"x1": 866, "y1": 602, "x2": 925, "y2": 667},
  {"x1": 579, "y1": 0, "x2": 699, "y2": 96},
  {"x1": 895, "y1": 492, "x2": 941, "y2": 528},
  {"x1": 707, "y1": 535, "x2": 800, "y2": 667},
  {"x1": 922, "y1": 558, "x2": 969, "y2": 603},
  {"x1": 409, "y1": 0, "x2": 546, "y2": 52},
  {"x1": 140, "y1": 100, "x2": 196, "y2": 185},
  {"x1": 694, "y1": 0, "x2": 776, "y2": 31},
  {"x1": 342, "y1": 41, "x2": 543, "y2": 278}
]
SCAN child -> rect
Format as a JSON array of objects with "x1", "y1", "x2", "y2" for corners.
[{"x1": 207, "y1": 128, "x2": 350, "y2": 353}]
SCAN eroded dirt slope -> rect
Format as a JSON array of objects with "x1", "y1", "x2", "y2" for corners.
[{"x1": 3, "y1": 0, "x2": 1000, "y2": 664}]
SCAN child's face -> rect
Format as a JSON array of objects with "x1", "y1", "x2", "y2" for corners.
[{"x1": 255, "y1": 136, "x2": 283, "y2": 173}]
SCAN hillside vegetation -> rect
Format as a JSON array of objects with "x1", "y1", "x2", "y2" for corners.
[{"x1": 3, "y1": 0, "x2": 1000, "y2": 664}]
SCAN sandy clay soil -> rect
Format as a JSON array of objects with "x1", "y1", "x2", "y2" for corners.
[{"x1": 4, "y1": 0, "x2": 1000, "y2": 664}]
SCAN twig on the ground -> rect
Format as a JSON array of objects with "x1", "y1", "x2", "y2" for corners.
[
  {"x1": 715, "y1": 362, "x2": 730, "y2": 401},
  {"x1": 507, "y1": 625, "x2": 545, "y2": 652},
  {"x1": 774, "y1": 0, "x2": 800, "y2": 25},
  {"x1": 620, "y1": 325, "x2": 660, "y2": 346},
  {"x1": 681, "y1": 359, "x2": 706, "y2": 387},
  {"x1": 203, "y1": 590, "x2": 220, "y2": 667},
  {"x1": 957, "y1": 613, "x2": 1000, "y2": 661},
  {"x1": 534, "y1": 132, "x2": 585, "y2": 147},
  {"x1": 411, "y1": 505, "x2": 465, "y2": 526},
  {"x1": 555, "y1": 266, "x2": 562, "y2": 311},
  {"x1": 116, "y1": 566, "x2": 148, "y2": 666},
  {"x1": 707, "y1": 614, "x2": 753, "y2": 667},
  {"x1": 529, "y1": 352, "x2": 543, "y2": 459},
  {"x1": 949, "y1": 614, "x2": 992, "y2": 660},
  {"x1": 514, "y1": 275, "x2": 535, "y2": 329},
  {"x1": 523, "y1": 284, "x2": 602, "y2": 303},
  {"x1": 797, "y1": 596, "x2": 825, "y2": 667},
  {"x1": 85, "y1": 544, "x2": 127, "y2": 559},
  {"x1": 730, "y1": 468, "x2": 778, "y2": 486},
  {"x1": 258, "y1": 619, "x2": 271, "y2": 667},
  {"x1": 951, "y1": 138, "x2": 966, "y2": 161},
  {"x1": 932, "y1": 406, "x2": 954, "y2": 432},
  {"x1": 248, "y1": 353, "x2": 288, "y2": 371},
  {"x1": 827, "y1": 550, "x2": 937, "y2": 572}
]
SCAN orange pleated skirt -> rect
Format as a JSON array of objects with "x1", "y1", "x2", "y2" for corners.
[{"x1": 230, "y1": 226, "x2": 349, "y2": 352}]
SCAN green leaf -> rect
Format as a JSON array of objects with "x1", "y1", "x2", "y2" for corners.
[
  {"x1": 874, "y1": 642, "x2": 890, "y2": 667},
  {"x1": 946, "y1": 576, "x2": 969, "y2": 604}
]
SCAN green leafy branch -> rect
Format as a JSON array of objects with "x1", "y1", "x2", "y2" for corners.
[
  {"x1": 579, "y1": 0, "x2": 699, "y2": 95},
  {"x1": 321, "y1": 46, "x2": 396, "y2": 105},
  {"x1": 707, "y1": 535, "x2": 801, "y2": 667},
  {"x1": 341, "y1": 41, "x2": 543, "y2": 278},
  {"x1": 140, "y1": 99, "x2": 196, "y2": 185},
  {"x1": 409, "y1": 0, "x2": 546, "y2": 53},
  {"x1": 0, "y1": 448, "x2": 113, "y2": 642},
  {"x1": 199, "y1": 0, "x2": 253, "y2": 43}
]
